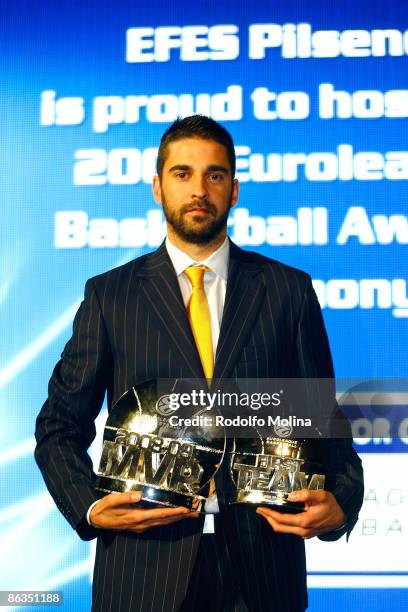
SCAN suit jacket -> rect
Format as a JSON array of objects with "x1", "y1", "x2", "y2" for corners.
[{"x1": 35, "y1": 240, "x2": 363, "y2": 612}]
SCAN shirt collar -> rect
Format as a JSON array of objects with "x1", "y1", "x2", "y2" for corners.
[{"x1": 165, "y1": 235, "x2": 229, "y2": 281}]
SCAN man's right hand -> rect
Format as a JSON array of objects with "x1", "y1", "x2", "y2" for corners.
[{"x1": 89, "y1": 491, "x2": 199, "y2": 533}]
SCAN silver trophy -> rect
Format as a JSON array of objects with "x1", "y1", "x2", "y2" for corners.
[
  {"x1": 230, "y1": 434, "x2": 325, "y2": 513},
  {"x1": 96, "y1": 379, "x2": 225, "y2": 512}
]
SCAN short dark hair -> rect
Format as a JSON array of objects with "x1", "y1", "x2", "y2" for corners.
[{"x1": 156, "y1": 115, "x2": 236, "y2": 178}]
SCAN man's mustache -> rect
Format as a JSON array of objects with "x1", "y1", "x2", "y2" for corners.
[{"x1": 181, "y1": 200, "x2": 217, "y2": 215}]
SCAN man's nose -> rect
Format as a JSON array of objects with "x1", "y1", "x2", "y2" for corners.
[{"x1": 190, "y1": 174, "x2": 208, "y2": 199}]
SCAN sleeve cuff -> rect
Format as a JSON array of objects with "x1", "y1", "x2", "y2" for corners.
[{"x1": 86, "y1": 499, "x2": 102, "y2": 527}]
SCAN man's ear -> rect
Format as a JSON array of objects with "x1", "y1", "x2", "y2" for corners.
[
  {"x1": 230, "y1": 178, "x2": 239, "y2": 208},
  {"x1": 152, "y1": 175, "x2": 162, "y2": 205}
]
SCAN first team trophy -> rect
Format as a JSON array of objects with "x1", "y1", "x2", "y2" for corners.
[{"x1": 229, "y1": 433, "x2": 326, "y2": 513}]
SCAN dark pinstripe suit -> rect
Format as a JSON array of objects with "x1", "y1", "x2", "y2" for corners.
[{"x1": 35, "y1": 240, "x2": 363, "y2": 611}]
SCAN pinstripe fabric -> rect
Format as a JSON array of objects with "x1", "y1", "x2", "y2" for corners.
[
  {"x1": 35, "y1": 240, "x2": 363, "y2": 611},
  {"x1": 179, "y1": 516, "x2": 246, "y2": 612}
]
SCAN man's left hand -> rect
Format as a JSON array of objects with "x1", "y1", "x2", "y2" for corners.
[{"x1": 256, "y1": 490, "x2": 346, "y2": 539}]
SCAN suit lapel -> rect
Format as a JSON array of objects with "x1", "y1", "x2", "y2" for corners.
[
  {"x1": 137, "y1": 241, "x2": 266, "y2": 381},
  {"x1": 213, "y1": 241, "x2": 266, "y2": 380},
  {"x1": 136, "y1": 243, "x2": 205, "y2": 379}
]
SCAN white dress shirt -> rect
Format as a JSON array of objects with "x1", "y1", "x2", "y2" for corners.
[
  {"x1": 166, "y1": 236, "x2": 230, "y2": 523},
  {"x1": 165, "y1": 235, "x2": 229, "y2": 357},
  {"x1": 87, "y1": 236, "x2": 229, "y2": 529}
]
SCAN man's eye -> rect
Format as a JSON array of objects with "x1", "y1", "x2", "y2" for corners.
[
  {"x1": 175, "y1": 172, "x2": 188, "y2": 179},
  {"x1": 208, "y1": 173, "x2": 223, "y2": 182}
]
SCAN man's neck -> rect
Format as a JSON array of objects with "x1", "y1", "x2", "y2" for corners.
[{"x1": 166, "y1": 228, "x2": 227, "y2": 262}]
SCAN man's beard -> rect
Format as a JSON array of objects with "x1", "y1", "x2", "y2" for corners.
[{"x1": 161, "y1": 195, "x2": 231, "y2": 245}]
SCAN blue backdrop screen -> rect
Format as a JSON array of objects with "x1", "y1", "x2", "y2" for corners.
[{"x1": 1, "y1": 1, "x2": 407, "y2": 610}]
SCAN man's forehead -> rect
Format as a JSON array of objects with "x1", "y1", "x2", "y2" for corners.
[{"x1": 164, "y1": 137, "x2": 230, "y2": 167}]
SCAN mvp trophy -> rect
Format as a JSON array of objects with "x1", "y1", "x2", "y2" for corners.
[
  {"x1": 230, "y1": 434, "x2": 326, "y2": 513},
  {"x1": 96, "y1": 379, "x2": 225, "y2": 511}
]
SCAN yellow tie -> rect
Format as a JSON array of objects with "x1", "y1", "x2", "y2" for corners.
[
  {"x1": 184, "y1": 265, "x2": 214, "y2": 380},
  {"x1": 184, "y1": 265, "x2": 216, "y2": 499}
]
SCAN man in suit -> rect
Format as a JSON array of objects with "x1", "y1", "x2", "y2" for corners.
[{"x1": 35, "y1": 115, "x2": 363, "y2": 611}]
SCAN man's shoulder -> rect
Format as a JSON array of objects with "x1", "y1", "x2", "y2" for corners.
[
  {"x1": 230, "y1": 241, "x2": 311, "y2": 286},
  {"x1": 86, "y1": 246, "x2": 165, "y2": 290}
]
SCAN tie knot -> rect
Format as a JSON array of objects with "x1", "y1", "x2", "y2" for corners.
[{"x1": 184, "y1": 265, "x2": 210, "y2": 288}]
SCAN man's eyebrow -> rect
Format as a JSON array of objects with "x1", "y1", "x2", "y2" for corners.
[
  {"x1": 168, "y1": 164, "x2": 191, "y2": 173},
  {"x1": 167, "y1": 164, "x2": 230, "y2": 175},
  {"x1": 206, "y1": 165, "x2": 229, "y2": 175}
]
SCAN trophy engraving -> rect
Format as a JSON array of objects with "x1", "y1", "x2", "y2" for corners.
[
  {"x1": 96, "y1": 380, "x2": 225, "y2": 511},
  {"x1": 230, "y1": 435, "x2": 325, "y2": 513}
]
